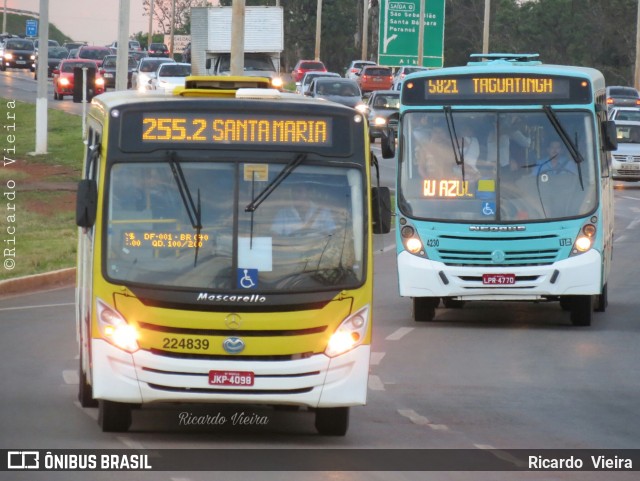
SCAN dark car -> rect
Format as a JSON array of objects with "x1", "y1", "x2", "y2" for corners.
[
  {"x1": 99, "y1": 54, "x2": 139, "y2": 89},
  {"x1": 76, "y1": 46, "x2": 111, "y2": 67},
  {"x1": 1, "y1": 38, "x2": 35, "y2": 71},
  {"x1": 34, "y1": 46, "x2": 69, "y2": 79},
  {"x1": 63, "y1": 41, "x2": 87, "y2": 51},
  {"x1": 606, "y1": 86, "x2": 640, "y2": 109},
  {"x1": 363, "y1": 90, "x2": 400, "y2": 142},
  {"x1": 128, "y1": 50, "x2": 148, "y2": 64},
  {"x1": 305, "y1": 77, "x2": 364, "y2": 109},
  {"x1": 148, "y1": 43, "x2": 170, "y2": 57}
]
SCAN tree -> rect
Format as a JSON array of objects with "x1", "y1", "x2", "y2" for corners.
[{"x1": 143, "y1": 0, "x2": 210, "y2": 35}]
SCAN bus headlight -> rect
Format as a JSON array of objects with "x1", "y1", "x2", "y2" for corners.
[
  {"x1": 571, "y1": 223, "x2": 596, "y2": 256},
  {"x1": 325, "y1": 306, "x2": 370, "y2": 358},
  {"x1": 96, "y1": 298, "x2": 139, "y2": 353},
  {"x1": 400, "y1": 223, "x2": 426, "y2": 256}
]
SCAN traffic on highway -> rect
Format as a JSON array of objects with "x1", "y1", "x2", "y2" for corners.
[{"x1": 2, "y1": 3, "x2": 640, "y2": 478}]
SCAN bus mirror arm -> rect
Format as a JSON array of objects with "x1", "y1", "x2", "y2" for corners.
[
  {"x1": 76, "y1": 179, "x2": 98, "y2": 228},
  {"x1": 380, "y1": 126, "x2": 395, "y2": 159},
  {"x1": 603, "y1": 120, "x2": 618, "y2": 151}
]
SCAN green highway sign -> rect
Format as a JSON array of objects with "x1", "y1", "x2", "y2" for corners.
[{"x1": 378, "y1": 0, "x2": 445, "y2": 68}]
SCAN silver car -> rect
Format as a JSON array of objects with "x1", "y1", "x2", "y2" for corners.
[
  {"x1": 297, "y1": 71, "x2": 340, "y2": 95},
  {"x1": 131, "y1": 57, "x2": 176, "y2": 91},
  {"x1": 611, "y1": 120, "x2": 640, "y2": 182}
]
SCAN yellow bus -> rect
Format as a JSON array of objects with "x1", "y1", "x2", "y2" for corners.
[{"x1": 75, "y1": 77, "x2": 390, "y2": 435}]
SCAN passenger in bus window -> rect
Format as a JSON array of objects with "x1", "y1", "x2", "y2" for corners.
[
  {"x1": 271, "y1": 183, "x2": 336, "y2": 236},
  {"x1": 416, "y1": 126, "x2": 453, "y2": 179}
]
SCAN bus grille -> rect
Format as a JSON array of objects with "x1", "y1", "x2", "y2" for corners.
[{"x1": 434, "y1": 233, "x2": 562, "y2": 266}]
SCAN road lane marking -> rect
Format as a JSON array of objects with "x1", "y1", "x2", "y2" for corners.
[
  {"x1": 368, "y1": 374, "x2": 385, "y2": 391},
  {"x1": 474, "y1": 444, "x2": 526, "y2": 468},
  {"x1": 398, "y1": 409, "x2": 450, "y2": 431},
  {"x1": 385, "y1": 327, "x2": 414, "y2": 341},
  {"x1": 63, "y1": 370, "x2": 79, "y2": 385},
  {"x1": 0, "y1": 302, "x2": 74, "y2": 312},
  {"x1": 370, "y1": 352, "x2": 386, "y2": 365}
]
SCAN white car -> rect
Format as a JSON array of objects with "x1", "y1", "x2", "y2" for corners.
[
  {"x1": 611, "y1": 120, "x2": 640, "y2": 182},
  {"x1": 344, "y1": 60, "x2": 376, "y2": 80},
  {"x1": 131, "y1": 57, "x2": 175, "y2": 91},
  {"x1": 608, "y1": 106, "x2": 640, "y2": 122},
  {"x1": 392, "y1": 66, "x2": 429, "y2": 90},
  {"x1": 150, "y1": 62, "x2": 191, "y2": 93}
]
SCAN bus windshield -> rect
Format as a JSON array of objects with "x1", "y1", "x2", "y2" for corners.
[
  {"x1": 399, "y1": 110, "x2": 597, "y2": 222},
  {"x1": 106, "y1": 161, "x2": 364, "y2": 292}
]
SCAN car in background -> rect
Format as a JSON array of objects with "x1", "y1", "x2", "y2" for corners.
[
  {"x1": 34, "y1": 46, "x2": 69, "y2": 79},
  {"x1": 128, "y1": 50, "x2": 148, "y2": 64},
  {"x1": 108, "y1": 40, "x2": 142, "y2": 52},
  {"x1": 150, "y1": 62, "x2": 191, "y2": 93},
  {"x1": 291, "y1": 59, "x2": 327, "y2": 83},
  {"x1": 1, "y1": 38, "x2": 35, "y2": 71},
  {"x1": 131, "y1": 56, "x2": 176, "y2": 91},
  {"x1": 356, "y1": 65, "x2": 393, "y2": 94},
  {"x1": 305, "y1": 77, "x2": 364, "y2": 110},
  {"x1": 344, "y1": 60, "x2": 376, "y2": 79},
  {"x1": 148, "y1": 43, "x2": 170, "y2": 57},
  {"x1": 76, "y1": 45, "x2": 111, "y2": 67},
  {"x1": 608, "y1": 106, "x2": 640, "y2": 122},
  {"x1": 363, "y1": 90, "x2": 400, "y2": 142},
  {"x1": 296, "y1": 71, "x2": 340, "y2": 95},
  {"x1": 182, "y1": 42, "x2": 191, "y2": 63},
  {"x1": 611, "y1": 120, "x2": 640, "y2": 182},
  {"x1": 52, "y1": 59, "x2": 105, "y2": 100},
  {"x1": 606, "y1": 86, "x2": 640, "y2": 109},
  {"x1": 63, "y1": 41, "x2": 87, "y2": 51},
  {"x1": 33, "y1": 39, "x2": 60, "y2": 52},
  {"x1": 99, "y1": 54, "x2": 139, "y2": 89},
  {"x1": 392, "y1": 65, "x2": 429, "y2": 90}
]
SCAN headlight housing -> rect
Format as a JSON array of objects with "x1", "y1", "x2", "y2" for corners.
[
  {"x1": 400, "y1": 220, "x2": 427, "y2": 257},
  {"x1": 570, "y1": 222, "x2": 597, "y2": 256},
  {"x1": 325, "y1": 306, "x2": 370, "y2": 358},
  {"x1": 96, "y1": 299, "x2": 139, "y2": 353}
]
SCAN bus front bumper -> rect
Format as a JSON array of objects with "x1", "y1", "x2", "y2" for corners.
[
  {"x1": 397, "y1": 249, "x2": 602, "y2": 300},
  {"x1": 90, "y1": 339, "x2": 370, "y2": 408}
]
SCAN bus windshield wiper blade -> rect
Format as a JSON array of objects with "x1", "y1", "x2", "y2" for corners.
[
  {"x1": 245, "y1": 153, "x2": 308, "y2": 212},
  {"x1": 167, "y1": 151, "x2": 203, "y2": 266},
  {"x1": 443, "y1": 106, "x2": 466, "y2": 183},
  {"x1": 542, "y1": 105, "x2": 585, "y2": 190}
]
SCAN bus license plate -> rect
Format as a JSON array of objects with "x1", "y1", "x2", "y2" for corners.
[
  {"x1": 209, "y1": 370, "x2": 254, "y2": 386},
  {"x1": 482, "y1": 273, "x2": 516, "y2": 285}
]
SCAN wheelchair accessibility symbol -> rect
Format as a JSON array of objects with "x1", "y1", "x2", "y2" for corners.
[
  {"x1": 482, "y1": 202, "x2": 496, "y2": 216},
  {"x1": 238, "y1": 268, "x2": 258, "y2": 289}
]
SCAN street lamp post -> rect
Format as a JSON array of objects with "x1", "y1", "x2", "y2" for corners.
[{"x1": 315, "y1": 0, "x2": 322, "y2": 61}]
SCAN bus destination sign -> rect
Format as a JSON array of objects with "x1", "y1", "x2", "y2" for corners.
[
  {"x1": 403, "y1": 74, "x2": 591, "y2": 105},
  {"x1": 141, "y1": 114, "x2": 333, "y2": 147}
]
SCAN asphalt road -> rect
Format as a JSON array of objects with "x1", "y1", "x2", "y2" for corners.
[
  {"x1": 1, "y1": 185, "x2": 640, "y2": 480},
  {"x1": 2, "y1": 66, "x2": 640, "y2": 480}
]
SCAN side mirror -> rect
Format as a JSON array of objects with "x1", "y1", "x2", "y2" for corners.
[
  {"x1": 76, "y1": 179, "x2": 97, "y2": 228},
  {"x1": 603, "y1": 120, "x2": 618, "y2": 151},
  {"x1": 371, "y1": 186, "x2": 392, "y2": 234},
  {"x1": 380, "y1": 127, "x2": 396, "y2": 159},
  {"x1": 205, "y1": 58, "x2": 212, "y2": 70}
]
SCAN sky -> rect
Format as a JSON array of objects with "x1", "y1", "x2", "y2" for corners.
[{"x1": 7, "y1": 0, "x2": 148, "y2": 46}]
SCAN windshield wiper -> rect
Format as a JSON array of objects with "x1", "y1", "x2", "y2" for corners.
[
  {"x1": 245, "y1": 153, "x2": 308, "y2": 213},
  {"x1": 167, "y1": 151, "x2": 203, "y2": 267},
  {"x1": 443, "y1": 107, "x2": 466, "y2": 183},
  {"x1": 542, "y1": 105, "x2": 585, "y2": 190}
]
